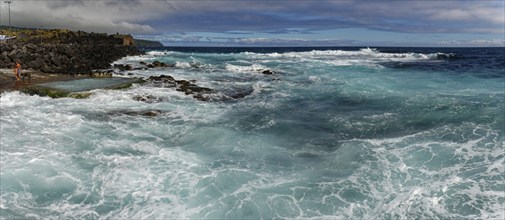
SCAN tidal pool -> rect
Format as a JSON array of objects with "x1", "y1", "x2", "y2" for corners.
[{"x1": 37, "y1": 78, "x2": 138, "y2": 92}]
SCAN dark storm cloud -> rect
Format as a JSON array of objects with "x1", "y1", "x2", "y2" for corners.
[
  {"x1": 137, "y1": 0, "x2": 503, "y2": 34},
  {"x1": 3, "y1": 0, "x2": 503, "y2": 36}
]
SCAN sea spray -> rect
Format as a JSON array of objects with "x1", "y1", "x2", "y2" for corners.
[{"x1": 1, "y1": 47, "x2": 504, "y2": 219}]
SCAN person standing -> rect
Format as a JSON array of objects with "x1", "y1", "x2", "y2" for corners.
[{"x1": 13, "y1": 61, "x2": 21, "y2": 81}]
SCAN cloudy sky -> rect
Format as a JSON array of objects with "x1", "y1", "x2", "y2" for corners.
[{"x1": 1, "y1": 0, "x2": 504, "y2": 46}]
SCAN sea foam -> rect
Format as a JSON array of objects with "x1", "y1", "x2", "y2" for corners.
[{"x1": 1, "y1": 47, "x2": 503, "y2": 219}]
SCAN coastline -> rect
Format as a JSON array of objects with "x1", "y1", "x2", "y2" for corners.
[
  {"x1": 0, "y1": 69, "x2": 91, "y2": 93},
  {"x1": 1, "y1": 46, "x2": 504, "y2": 218},
  {"x1": 0, "y1": 29, "x2": 153, "y2": 94}
]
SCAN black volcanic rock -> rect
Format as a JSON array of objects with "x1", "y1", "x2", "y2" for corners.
[
  {"x1": 144, "y1": 61, "x2": 174, "y2": 68},
  {"x1": 144, "y1": 75, "x2": 213, "y2": 101},
  {"x1": 262, "y1": 69, "x2": 275, "y2": 75},
  {"x1": 141, "y1": 75, "x2": 254, "y2": 102},
  {"x1": 0, "y1": 30, "x2": 141, "y2": 73}
]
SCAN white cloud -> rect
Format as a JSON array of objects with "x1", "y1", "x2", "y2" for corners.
[
  {"x1": 1, "y1": 0, "x2": 165, "y2": 33},
  {"x1": 438, "y1": 39, "x2": 505, "y2": 47},
  {"x1": 428, "y1": 7, "x2": 504, "y2": 25},
  {"x1": 135, "y1": 33, "x2": 360, "y2": 46}
]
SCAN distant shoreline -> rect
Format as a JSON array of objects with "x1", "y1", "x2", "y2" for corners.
[{"x1": 136, "y1": 46, "x2": 505, "y2": 55}]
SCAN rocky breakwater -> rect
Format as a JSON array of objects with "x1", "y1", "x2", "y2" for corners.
[{"x1": 0, "y1": 30, "x2": 141, "y2": 74}]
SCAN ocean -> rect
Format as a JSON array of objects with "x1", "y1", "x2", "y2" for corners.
[{"x1": 1, "y1": 47, "x2": 504, "y2": 219}]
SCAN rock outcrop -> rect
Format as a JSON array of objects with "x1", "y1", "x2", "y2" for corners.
[
  {"x1": 0, "y1": 29, "x2": 141, "y2": 73},
  {"x1": 145, "y1": 75, "x2": 213, "y2": 101},
  {"x1": 140, "y1": 75, "x2": 256, "y2": 102}
]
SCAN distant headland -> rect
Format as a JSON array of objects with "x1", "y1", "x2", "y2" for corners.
[{"x1": 0, "y1": 27, "x2": 162, "y2": 74}]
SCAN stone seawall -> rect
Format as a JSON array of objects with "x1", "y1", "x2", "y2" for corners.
[{"x1": 0, "y1": 43, "x2": 140, "y2": 74}]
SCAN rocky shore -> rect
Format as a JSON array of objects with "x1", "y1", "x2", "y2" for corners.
[
  {"x1": 0, "y1": 28, "x2": 263, "y2": 101},
  {"x1": 0, "y1": 43, "x2": 140, "y2": 74},
  {"x1": 1, "y1": 69, "x2": 80, "y2": 92},
  {"x1": 0, "y1": 29, "x2": 142, "y2": 74}
]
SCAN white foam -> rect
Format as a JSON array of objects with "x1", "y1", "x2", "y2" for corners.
[
  {"x1": 364, "y1": 112, "x2": 397, "y2": 119},
  {"x1": 175, "y1": 61, "x2": 191, "y2": 68},
  {"x1": 146, "y1": 51, "x2": 174, "y2": 56},
  {"x1": 115, "y1": 48, "x2": 453, "y2": 75},
  {"x1": 241, "y1": 48, "x2": 449, "y2": 67},
  {"x1": 251, "y1": 81, "x2": 273, "y2": 94},
  {"x1": 225, "y1": 63, "x2": 268, "y2": 73},
  {"x1": 117, "y1": 55, "x2": 155, "y2": 62},
  {"x1": 0, "y1": 47, "x2": 501, "y2": 219},
  {"x1": 308, "y1": 76, "x2": 321, "y2": 82}
]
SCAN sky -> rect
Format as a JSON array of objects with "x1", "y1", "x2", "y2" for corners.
[{"x1": 0, "y1": 0, "x2": 504, "y2": 47}]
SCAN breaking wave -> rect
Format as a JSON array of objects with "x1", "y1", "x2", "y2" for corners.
[{"x1": 1, "y1": 47, "x2": 503, "y2": 219}]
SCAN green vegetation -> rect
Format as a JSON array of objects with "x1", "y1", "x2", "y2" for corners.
[
  {"x1": 1, "y1": 27, "x2": 163, "y2": 47},
  {"x1": 1, "y1": 27, "x2": 126, "y2": 45},
  {"x1": 1, "y1": 28, "x2": 69, "y2": 43},
  {"x1": 135, "y1": 39, "x2": 164, "y2": 47}
]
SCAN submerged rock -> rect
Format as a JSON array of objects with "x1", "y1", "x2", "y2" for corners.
[
  {"x1": 144, "y1": 75, "x2": 213, "y2": 101},
  {"x1": 143, "y1": 110, "x2": 160, "y2": 117},
  {"x1": 148, "y1": 75, "x2": 177, "y2": 88},
  {"x1": 140, "y1": 75, "x2": 258, "y2": 102},
  {"x1": 294, "y1": 152, "x2": 320, "y2": 159},
  {"x1": 132, "y1": 94, "x2": 165, "y2": 103},
  {"x1": 149, "y1": 75, "x2": 175, "y2": 82},
  {"x1": 175, "y1": 80, "x2": 212, "y2": 95},
  {"x1": 113, "y1": 64, "x2": 133, "y2": 71},
  {"x1": 141, "y1": 61, "x2": 175, "y2": 68},
  {"x1": 152, "y1": 61, "x2": 166, "y2": 68},
  {"x1": 21, "y1": 86, "x2": 91, "y2": 99},
  {"x1": 107, "y1": 109, "x2": 163, "y2": 117},
  {"x1": 226, "y1": 88, "x2": 254, "y2": 99},
  {"x1": 261, "y1": 69, "x2": 275, "y2": 75}
]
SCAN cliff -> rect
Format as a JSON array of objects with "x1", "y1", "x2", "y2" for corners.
[{"x1": 0, "y1": 29, "x2": 142, "y2": 74}]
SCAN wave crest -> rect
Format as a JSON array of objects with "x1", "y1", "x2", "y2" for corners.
[{"x1": 242, "y1": 48, "x2": 454, "y2": 63}]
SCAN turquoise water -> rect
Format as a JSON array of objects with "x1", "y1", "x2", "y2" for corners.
[
  {"x1": 37, "y1": 78, "x2": 138, "y2": 92},
  {"x1": 1, "y1": 47, "x2": 504, "y2": 219}
]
